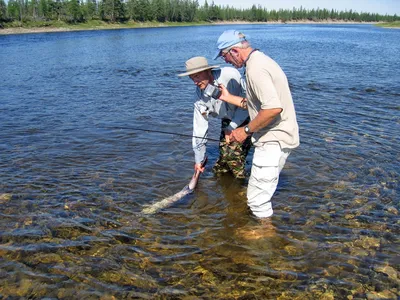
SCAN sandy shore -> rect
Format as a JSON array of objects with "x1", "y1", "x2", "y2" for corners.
[
  {"x1": 0, "y1": 27, "x2": 77, "y2": 35},
  {"x1": 0, "y1": 20, "x2": 393, "y2": 36}
]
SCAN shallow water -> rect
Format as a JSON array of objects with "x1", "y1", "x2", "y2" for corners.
[{"x1": 0, "y1": 24, "x2": 399, "y2": 298}]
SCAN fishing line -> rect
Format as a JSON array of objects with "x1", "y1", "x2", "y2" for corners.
[{"x1": 106, "y1": 126, "x2": 221, "y2": 142}]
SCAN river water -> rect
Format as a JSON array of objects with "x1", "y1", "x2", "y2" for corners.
[{"x1": 0, "y1": 24, "x2": 399, "y2": 299}]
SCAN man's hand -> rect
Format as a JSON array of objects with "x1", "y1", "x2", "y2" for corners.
[
  {"x1": 230, "y1": 127, "x2": 248, "y2": 143},
  {"x1": 194, "y1": 163, "x2": 205, "y2": 173},
  {"x1": 217, "y1": 84, "x2": 246, "y2": 107},
  {"x1": 224, "y1": 129, "x2": 231, "y2": 144},
  {"x1": 217, "y1": 84, "x2": 232, "y2": 102}
]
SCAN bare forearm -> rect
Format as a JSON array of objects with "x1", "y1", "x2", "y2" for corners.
[
  {"x1": 247, "y1": 108, "x2": 282, "y2": 133},
  {"x1": 221, "y1": 93, "x2": 244, "y2": 107}
]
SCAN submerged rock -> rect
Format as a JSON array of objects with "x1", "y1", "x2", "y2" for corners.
[
  {"x1": 353, "y1": 236, "x2": 381, "y2": 249},
  {"x1": 366, "y1": 290, "x2": 398, "y2": 299},
  {"x1": 373, "y1": 265, "x2": 398, "y2": 281},
  {"x1": 0, "y1": 193, "x2": 12, "y2": 203}
]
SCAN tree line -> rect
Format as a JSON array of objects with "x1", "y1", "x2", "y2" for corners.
[{"x1": 0, "y1": 0, "x2": 398, "y2": 25}]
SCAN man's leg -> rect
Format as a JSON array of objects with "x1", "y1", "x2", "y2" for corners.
[
  {"x1": 223, "y1": 117, "x2": 252, "y2": 179},
  {"x1": 225, "y1": 136, "x2": 252, "y2": 179},
  {"x1": 247, "y1": 142, "x2": 291, "y2": 218}
]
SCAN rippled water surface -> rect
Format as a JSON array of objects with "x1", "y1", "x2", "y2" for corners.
[{"x1": 0, "y1": 24, "x2": 399, "y2": 299}]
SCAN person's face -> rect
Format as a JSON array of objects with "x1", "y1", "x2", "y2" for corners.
[
  {"x1": 221, "y1": 48, "x2": 243, "y2": 68},
  {"x1": 189, "y1": 70, "x2": 210, "y2": 90}
]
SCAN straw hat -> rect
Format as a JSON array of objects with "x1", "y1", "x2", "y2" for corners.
[{"x1": 178, "y1": 56, "x2": 219, "y2": 77}]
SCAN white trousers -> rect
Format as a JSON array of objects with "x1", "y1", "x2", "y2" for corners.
[{"x1": 247, "y1": 141, "x2": 291, "y2": 218}]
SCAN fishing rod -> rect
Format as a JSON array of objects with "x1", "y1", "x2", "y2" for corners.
[{"x1": 106, "y1": 126, "x2": 221, "y2": 142}]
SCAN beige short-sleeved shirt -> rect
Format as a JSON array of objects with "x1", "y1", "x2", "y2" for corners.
[{"x1": 245, "y1": 51, "x2": 300, "y2": 149}]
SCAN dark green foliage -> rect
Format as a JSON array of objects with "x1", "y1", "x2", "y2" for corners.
[
  {"x1": 100, "y1": 0, "x2": 125, "y2": 22},
  {"x1": 126, "y1": 0, "x2": 138, "y2": 20},
  {"x1": 152, "y1": 0, "x2": 165, "y2": 22},
  {"x1": 82, "y1": 0, "x2": 98, "y2": 20},
  {"x1": 135, "y1": 0, "x2": 151, "y2": 21},
  {"x1": 1, "y1": 0, "x2": 399, "y2": 25},
  {"x1": 0, "y1": 0, "x2": 8, "y2": 22},
  {"x1": 49, "y1": 0, "x2": 67, "y2": 21},
  {"x1": 7, "y1": 0, "x2": 21, "y2": 21},
  {"x1": 67, "y1": 0, "x2": 83, "y2": 22},
  {"x1": 38, "y1": 0, "x2": 49, "y2": 19}
]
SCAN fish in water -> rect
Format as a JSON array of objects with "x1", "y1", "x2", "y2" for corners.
[{"x1": 141, "y1": 157, "x2": 207, "y2": 215}]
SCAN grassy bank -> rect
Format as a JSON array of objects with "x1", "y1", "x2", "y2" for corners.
[{"x1": 376, "y1": 21, "x2": 400, "y2": 28}]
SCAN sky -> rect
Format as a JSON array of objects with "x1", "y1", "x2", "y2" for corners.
[{"x1": 203, "y1": 0, "x2": 400, "y2": 16}]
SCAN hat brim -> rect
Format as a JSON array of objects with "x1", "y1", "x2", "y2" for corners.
[
  {"x1": 178, "y1": 65, "x2": 220, "y2": 77},
  {"x1": 213, "y1": 49, "x2": 222, "y2": 60}
]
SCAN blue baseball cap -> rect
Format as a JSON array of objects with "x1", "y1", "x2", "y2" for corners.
[{"x1": 213, "y1": 30, "x2": 248, "y2": 60}]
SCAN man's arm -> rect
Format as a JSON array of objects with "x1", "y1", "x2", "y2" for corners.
[
  {"x1": 193, "y1": 101, "x2": 209, "y2": 172},
  {"x1": 230, "y1": 108, "x2": 282, "y2": 143},
  {"x1": 218, "y1": 84, "x2": 247, "y2": 108},
  {"x1": 226, "y1": 106, "x2": 248, "y2": 132}
]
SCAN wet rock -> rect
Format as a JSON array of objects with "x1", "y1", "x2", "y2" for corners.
[
  {"x1": 193, "y1": 265, "x2": 217, "y2": 283},
  {"x1": 16, "y1": 278, "x2": 33, "y2": 297},
  {"x1": 49, "y1": 222, "x2": 93, "y2": 239},
  {"x1": 333, "y1": 180, "x2": 349, "y2": 191},
  {"x1": 85, "y1": 245, "x2": 109, "y2": 257},
  {"x1": 325, "y1": 265, "x2": 341, "y2": 277},
  {"x1": 348, "y1": 172, "x2": 357, "y2": 180},
  {"x1": 57, "y1": 288, "x2": 80, "y2": 299},
  {"x1": 30, "y1": 253, "x2": 64, "y2": 264},
  {"x1": 345, "y1": 214, "x2": 355, "y2": 220},
  {"x1": 0, "y1": 193, "x2": 12, "y2": 203},
  {"x1": 101, "y1": 271, "x2": 121, "y2": 283},
  {"x1": 1, "y1": 228, "x2": 49, "y2": 243},
  {"x1": 353, "y1": 236, "x2": 381, "y2": 249},
  {"x1": 374, "y1": 265, "x2": 398, "y2": 281},
  {"x1": 100, "y1": 295, "x2": 117, "y2": 300},
  {"x1": 350, "y1": 248, "x2": 370, "y2": 257},
  {"x1": 320, "y1": 212, "x2": 331, "y2": 221},
  {"x1": 308, "y1": 280, "x2": 336, "y2": 300},
  {"x1": 354, "y1": 197, "x2": 368, "y2": 205},
  {"x1": 277, "y1": 291, "x2": 307, "y2": 300},
  {"x1": 366, "y1": 290, "x2": 398, "y2": 299},
  {"x1": 387, "y1": 207, "x2": 398, "y2": 215}
]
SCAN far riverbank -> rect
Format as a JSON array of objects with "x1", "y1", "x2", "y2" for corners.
[{"x1": 1, "y1": 20, "x2": 398, "y2": 36}]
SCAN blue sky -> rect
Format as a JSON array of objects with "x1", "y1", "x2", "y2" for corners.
[{"x1": 204, "y1": 0, "x2": 400, "y2": 16}]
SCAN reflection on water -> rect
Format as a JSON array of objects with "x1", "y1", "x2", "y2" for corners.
[{"x1": 0, "y1": 24, "x2": 399, "y2": 298}]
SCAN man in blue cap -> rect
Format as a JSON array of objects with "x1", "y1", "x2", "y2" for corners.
[{"x1": 214, "y1": 30, "x2": 300, "y2": 220}]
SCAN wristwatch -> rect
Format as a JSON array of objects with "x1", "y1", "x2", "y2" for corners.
[{"x1": 244, "y1": 125, "x2": 252, "y2": 135}]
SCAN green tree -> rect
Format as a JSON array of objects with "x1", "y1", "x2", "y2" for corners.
[
  {"x1": 166, "y1": 0, "x2": 178, "y2": 21},
  {"x1": 196, "y1": 0, "x2": 207, "y2": 21},
  {"x1": 83, "y1": 0, "x2": 98, "y2": 20},
  {"x1": 7, "y1": 0, "x2": 20, "y2": 20},
  {"x1": 152, "y1": 0, "x2": 165, "y2": 22},
  {"x1": 101, "y1": 0, "x2": 125, "y2": 22},
  {"x1": 38, "y1": 0, "x2": 49, "y2": 19},
  {"x1": 208, "y1": 0, "x2": 219, "y2": 20},
  {"x1": 49, "y1": 0, "x2": 66, "y2": 21},
  {"x1": 67, "y1": 0, "x2": 82, "y2": 22},
  {"x1": 126, "y1": 0, "x2": 138, "y2": 20},
  {"x1": 135, "y1": 0, "x2": 151, "y2": 21},
  {"x1": 29, "y1": 0, "x2": 39, "y2": 19},
  {"x1": 0, "y1": 0, "x2": 7, "y2": 22}
]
